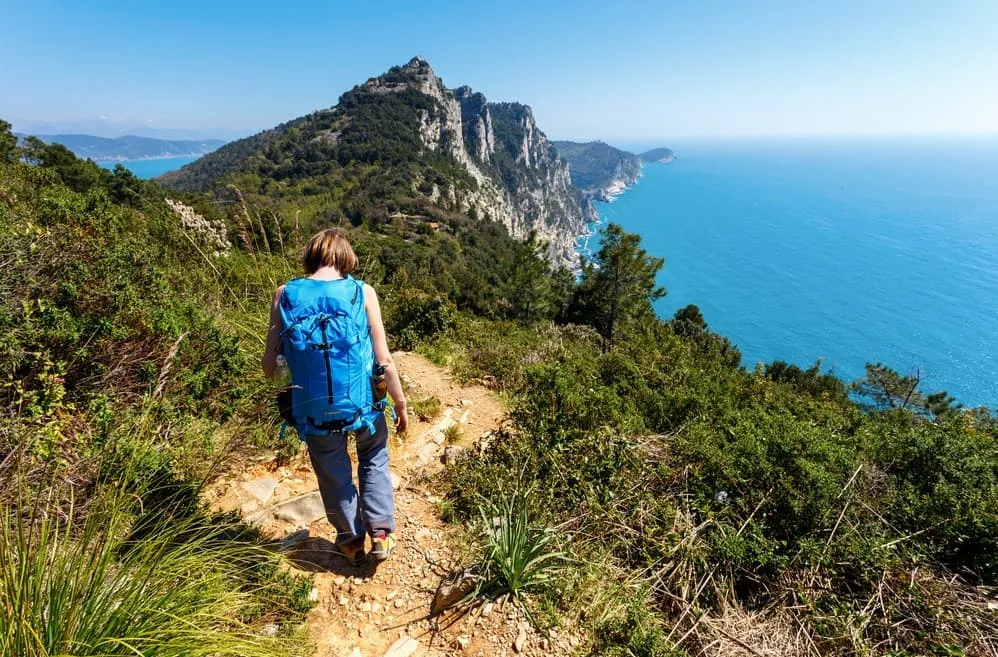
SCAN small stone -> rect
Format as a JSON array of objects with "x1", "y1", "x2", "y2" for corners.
[
  {"x1": 442, "y1": 444, "x2": 465, "y2": 465},
  {"x1": 381, "y1": 636, "x2": 419, "y2": 657},
  {"x1": 240, "y1": 500, "x2": 259, "y2": 515},
  {"x1": 540, "y1": 638, "x2": 549, "y2": 650},
  {"x1": 513, "y1": 630, "x2": 527, "y2": 653},
  {"x1": 456, "y1": 635, "x2": 471, "y2": 650},
  {"x1": 372, "y1": 603, "x2": 383, "y2": 614},
  {"x1": 385, "y1": 589, "x2": 398, "y2": 600},
  {"x1": 334, "y1": 576, "x2": 347, "y2": 586},
  {"x1": 308, "y1": 587, "x2": 320, "y2": 602},
  {"x1": 361, "y1": 601, "x2": 372, "y2": 612},
  {"x1": 339, "y1": 596, "x2": 348, "y2": 606},
  {"x1": 390, "y1": 471, "x2": 402, "y2": 490},
  {"x1": 430, "y1": 566, "x2": 480, "y2": 615},
  {"x1": 280, "y1": 528, "x2": 309, "y2": 549},
  {"x1": 261, "y1": 623, "x2": 279, "y2": 637},
  {"x1": 460, "y1": 398, "x2": 473, "y2": 406},
  {"x1": 347, "y1": 649, "x2": 362, "y2": 657},
  {"x1": 242, "y1": 477, "x2": 279, "y2": 504},
  {"x1": 394, "y1": 598, "x2": 405, "y2": 608},
  {"x1": 272, "y1": 491, "x2": 326, "y2": 525}
]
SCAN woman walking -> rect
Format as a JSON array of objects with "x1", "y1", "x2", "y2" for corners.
[{"x1": 262, "y1": 228, "x2": 407, "y2": 565}]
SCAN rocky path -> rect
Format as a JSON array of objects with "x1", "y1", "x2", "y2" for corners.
[{"x1": 209, "y1": 353, "x2": 565, "y2": 657}]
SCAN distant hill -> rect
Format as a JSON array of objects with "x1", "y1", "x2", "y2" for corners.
[
  {"x1": 160, "y1": 56, "x2": 594, "y2": 267},
  {"x1": 639, "y1": 147, "x2": 675, "y2": 163},
  {"x1": 21, "y1": 134, "x2": 225, "y2": 161},
  {"x1": 553, "y1": 140, "x2": 643, "y2": 201}
]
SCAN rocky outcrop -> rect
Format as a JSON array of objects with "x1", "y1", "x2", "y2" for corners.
[{"x1": 362, "y1": 57, "x2": 592, "y2": 268}]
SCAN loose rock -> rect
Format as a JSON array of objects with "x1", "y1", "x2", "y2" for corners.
[
  {"x1": 431, "y1": 566, "x2": 480, "y2": 615},
  {"x1": 513, "y1": 629, "x2": 527, "y2": 653},
  {"x1": 381, "y1": 636, "x2": 419, "y2": 657},
  {"x1": 272, "y1": 491, "x2": 326, "y2": 525},
  {"x1": 442, "y1": 444, "x2": 465, "y2": 465}
]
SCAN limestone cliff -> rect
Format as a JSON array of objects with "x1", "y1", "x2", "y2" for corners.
[{"x1": 360, "y1": 57, "x2": 593, "y2": 267}]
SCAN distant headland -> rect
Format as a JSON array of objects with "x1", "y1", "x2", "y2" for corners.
[
  {"x1": 15, "y1": 133, "x2": 225, "y2": 162},
  {"x1": 553, "y1": 141, "x2": 674, "y2": 202}
]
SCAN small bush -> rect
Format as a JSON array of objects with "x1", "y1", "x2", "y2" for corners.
[
  {"x1": 443, "y1": 423, "x2": 462, "y2": 444},
  {"x1": 410, "y1": 395, "x2": 442, "y2": 422}
]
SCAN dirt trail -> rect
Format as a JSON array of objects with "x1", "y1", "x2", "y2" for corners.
[{"x1": 209, "y1": 353, "x2": 560, "y2": 657}]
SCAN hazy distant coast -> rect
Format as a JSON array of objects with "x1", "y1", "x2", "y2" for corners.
[
  {"x1": 94, "y1": 152, "x2": 209, "y2": 163},
  {"x1": 17, "y1": 133, "x2": 225, "y2": 163}
]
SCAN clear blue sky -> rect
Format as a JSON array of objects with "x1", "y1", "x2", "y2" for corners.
[{"x1": 2, "y1": 0, "x2": 997, "y2": 140}]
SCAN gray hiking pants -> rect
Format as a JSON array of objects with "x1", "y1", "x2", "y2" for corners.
[{"x1": 305, "y1": 414, "x2": 395, "y2": 543}]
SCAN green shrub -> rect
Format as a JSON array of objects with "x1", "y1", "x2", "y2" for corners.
[{"x1": 410, "y1": 395, "x2": 442, "y2": 422}]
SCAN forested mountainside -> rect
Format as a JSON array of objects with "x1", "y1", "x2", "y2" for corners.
[
  {"x1": 18, "y1": 133, "x2": 224, "y2": 160},
  {"x1": 160, "y1": 57, "x2": 594, "y2": 267},
  {"x1": 4, "y1": 80, "x2": 998, "y2": 657},
  {"x1": 553, "y1": 140, "x2": 643, "y2": 200}
]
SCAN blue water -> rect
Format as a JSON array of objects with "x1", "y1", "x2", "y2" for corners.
[
  {"x1": 97, "y1": 154, "x2": 200, "y2": 179},
  {"x1": 583, "y1": 137, "x2": 998, "y2": 408}
]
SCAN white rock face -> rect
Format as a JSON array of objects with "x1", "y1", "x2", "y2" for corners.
[{"x1": 362, "y1": 57, "x2": 590, "y2": 268}]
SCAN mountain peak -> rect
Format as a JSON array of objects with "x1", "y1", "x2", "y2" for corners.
[
  {"x1": 362, "y1": 56, "x2": 442, "y2": 98},
  {"x1": 406, "y1": 55, "x2": 430, "y2": 70}
]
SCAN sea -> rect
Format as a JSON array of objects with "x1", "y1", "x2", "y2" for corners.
[
  {"x1": 580, "y1": 136, "x2": 998, "y2": 409},
  {"x1": 97, "y1": 154, "x2": 200, "y2": 179}
]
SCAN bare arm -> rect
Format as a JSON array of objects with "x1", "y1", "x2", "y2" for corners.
[
  {"x1": 364, "y1": 284, "x2": 407, "y2": 433},
  {"x1": 261, "y1": 284, "x2": 285, "y2": 380}
]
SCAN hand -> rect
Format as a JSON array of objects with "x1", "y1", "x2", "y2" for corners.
[{"x1": 394, "y1": 403, "x2": 408, "y2": 435}]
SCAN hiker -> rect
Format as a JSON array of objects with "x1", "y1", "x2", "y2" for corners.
[{"x1": 262, "y1": 228, "x2": 408, "y2": 565}]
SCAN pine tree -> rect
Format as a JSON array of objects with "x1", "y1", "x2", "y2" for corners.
[{"x1": 569, "y1": 223, "x2": 665, "y2": 349}]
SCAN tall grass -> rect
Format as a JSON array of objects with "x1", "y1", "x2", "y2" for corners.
[{"x1": 0, "y1": 485, "x2": 304, "y2": 657}]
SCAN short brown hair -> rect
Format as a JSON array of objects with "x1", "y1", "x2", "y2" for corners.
[{"x1": 302, "y1": 228, "x2": 359, "y2": 275}]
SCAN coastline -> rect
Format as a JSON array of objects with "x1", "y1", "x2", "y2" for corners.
[
  {"x1": 576, "y1": 158, "x2": 677, "y2": 257},
  {"x1": 94, "y1": 152, "x2": 211, "y2": 163}
]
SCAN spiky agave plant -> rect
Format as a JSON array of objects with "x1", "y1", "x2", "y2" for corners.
[{"x1": 477, "y1": 490, "x2": 566, "y2": 613}]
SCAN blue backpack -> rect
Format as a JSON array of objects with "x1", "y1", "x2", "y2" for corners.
[{"x1": 278, "y1": 276, "x2": 384, "y2": 437}]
